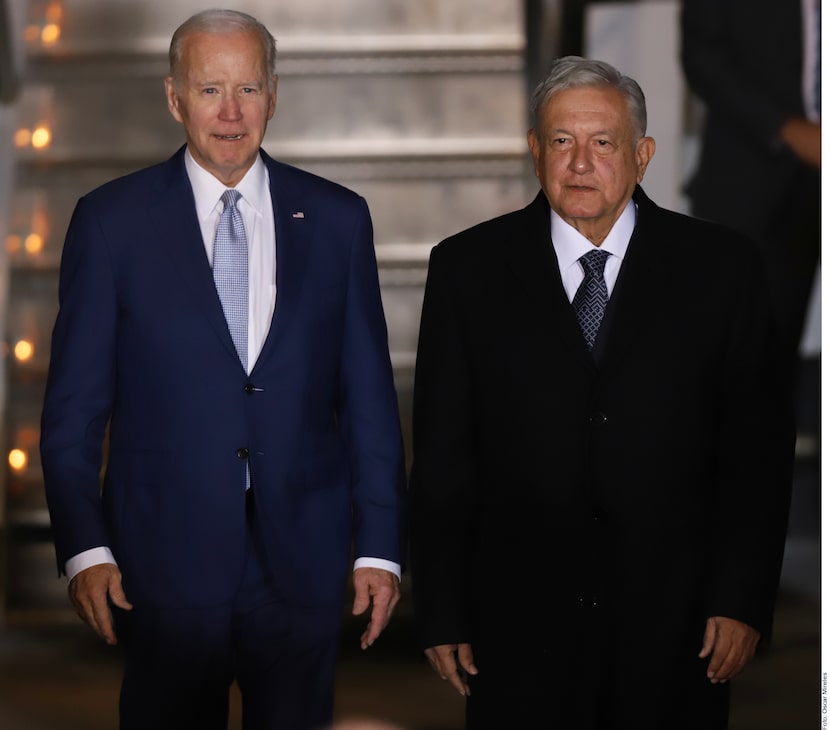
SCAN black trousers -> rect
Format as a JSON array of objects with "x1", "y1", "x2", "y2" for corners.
[{"x1": 465, "y1": 607, "x2": 730, "y2": 730}]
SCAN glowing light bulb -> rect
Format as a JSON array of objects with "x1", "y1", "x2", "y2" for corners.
[
  {"x1": 6, "y1": 234, "x2": 21, "y2": 254},
  {"x1": 13, "y1": 128, "x2": 32, "y2": 148},
  {"x1": 24, "y1": 233, "x2": 44, "y2": 255},
  {"x1": 31, "y1": 126, "x2": 51, "y2": 149},
  {"x1": 8, "y1": 449, "x2": 27, "y2": 471},
  {"x1": 45, "y1": 2, "x2": 64, "y2": 24},
  {"x1": 41, "y1": 24, "x2": 61, "y2": 45},
  {"x1": 14, "y1": 340, "x2": 34, "y2": 362}
]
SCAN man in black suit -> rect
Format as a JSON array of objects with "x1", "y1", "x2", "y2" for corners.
[
  {"x1": 409, "y1": 56, "x2": 792, "y2": 729},
  {"x1": 681, "y1": 0, "x2": 821, "y2": 369}
]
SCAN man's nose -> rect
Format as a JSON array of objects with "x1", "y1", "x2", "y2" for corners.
[
  {"x1": 571, "y1": 147, "x2": 592, "y2": 172},
  {"x1": 219, "y1": 96, "x2": 243, "y2": 119}
]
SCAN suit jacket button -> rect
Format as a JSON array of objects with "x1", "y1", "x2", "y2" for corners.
[
  {"x1": 236, "y1": 448, "x2": 249, "y2": 459},
  {"x1": 244, "y1": 383, "x2": 255, "y2": 394}
]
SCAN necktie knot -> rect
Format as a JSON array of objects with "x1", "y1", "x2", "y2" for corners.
[
  {"x1": 221, "y1": 188, "x2": 242, "y2": 210},
  {"x1": 579, "y1": 248, "x2": 610, "y2": 278}
]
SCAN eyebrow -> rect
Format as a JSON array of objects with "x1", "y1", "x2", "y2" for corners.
[
  {"x1": 548, "y1": 129, "x2": 616, "y2": 137},
  {"x1": 195, "y1": 79, "x2": 264, "y2": 87}
]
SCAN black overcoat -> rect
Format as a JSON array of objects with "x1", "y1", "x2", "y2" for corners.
[{"x1": 409, "y1": 186, "x2": 793, "y2": 729}]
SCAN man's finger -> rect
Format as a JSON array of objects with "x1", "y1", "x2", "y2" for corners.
[
  {"x1": 456, "y1": 643, "x2": 478, "y2": 676},
  {"x1": 353, "y1": 568, "x2": 400, "y2": 649},
  {"x1": 425, "y1": 645, "x2": 472, "y2": 696},
  {"x1": 698, "y1": 616, "x2": 717, "y2": 658},
  {"x1": 702, "y1": 616, "x2": 760, "y2": 683},
  {"x1": 68, "y1": 564, "x2": 132, "y2": 646}
]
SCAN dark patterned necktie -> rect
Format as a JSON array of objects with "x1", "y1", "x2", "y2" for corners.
[
  {"x1": 213, "y1": 189, "x2": 248, "y2": 371},
  {"x1": 572, "y1": 249, "x2": 611, "y2": 350}
]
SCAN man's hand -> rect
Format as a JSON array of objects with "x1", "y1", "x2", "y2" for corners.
[
  {"x1": 68, "y1": 563, "x2": 133, "y2": 645},
  {"x1": 351, "y1": 567, "x2": 400, "y2": 650},
  {"x1": 424, "y1": 643, "x2": 478, "y2": 697},
  {"x1": 698, "y1": 615, "x2": 760, "y2": 683}
]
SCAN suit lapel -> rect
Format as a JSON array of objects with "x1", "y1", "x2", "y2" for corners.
[
  {"x1": 504, "y1": 192, "x2": 597, "y2": 369},
  {"x1": 251, "y1": 155, "x2": 313, "y2": 372},
  {"x1": 148, "y1": 148, "x2": 242, "y2": 364},
  {"x1": 595, "y1": 187, "x2": 671, "y2": 370}
]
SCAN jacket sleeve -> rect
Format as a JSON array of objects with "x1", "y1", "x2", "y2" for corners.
[
  {"x1": 409, "y1": 241, "x2": 477, "y2": 649},
  {"x1": 338, "y1": 196, "x2": 407, "y2": 568},
  {"x1": 40, "y1": 196, "x2": 118, "y2": 574},
  {"x1": 704, "y1": 233, "x2": 794, "y2": 638}
]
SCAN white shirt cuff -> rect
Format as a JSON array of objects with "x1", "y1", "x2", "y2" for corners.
[
  {"x1": 353, "y1": 557, "x2": 401, "y2": 581},
  {"x1": 65, "y1": 547, "x2": 117, "y2": 583}
]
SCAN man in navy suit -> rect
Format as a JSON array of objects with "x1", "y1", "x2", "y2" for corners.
[
  {"x1": 40, "y1": 9, "x2": 405, "y2": 730},
  {"x1": 409, "y1": 56, "x2": 792, "y2": 729}
]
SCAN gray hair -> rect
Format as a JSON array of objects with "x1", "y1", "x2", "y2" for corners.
[
  {"x1": 530, "y1": 55, "x2": 648, "y2": 141},
  {"x1": 169, "y1": 9, "x2": 277, "y2": 82}
]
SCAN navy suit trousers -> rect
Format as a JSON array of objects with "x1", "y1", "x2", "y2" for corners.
[{"x1": 115, "y1": 491, "x2": 342, "y2": 730}]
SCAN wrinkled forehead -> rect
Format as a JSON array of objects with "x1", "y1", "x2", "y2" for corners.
[{"x1": 177, "y1": 29, "x2": 271, "y2": 77}]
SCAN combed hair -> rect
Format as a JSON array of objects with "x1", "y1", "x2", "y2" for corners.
[
  {"x1": 529, "y1": 55, "x2": 648, "y2": 140},
  {"x1": 169, "y1": 9, "x2": 277, "y2": 82}
]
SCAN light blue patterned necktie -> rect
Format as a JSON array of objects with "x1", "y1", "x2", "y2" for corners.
[
  {"x1": 572, "y1": 248, "x2": 610, "y2": 350},
  {"x1": 213, "y1": 189, "x2": 248, "y2": 371}
]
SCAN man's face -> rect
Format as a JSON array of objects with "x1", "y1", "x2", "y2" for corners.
[
  {"x1": 164, "y1": 29, "x2": 277, "y2": 187},
  {"x1": 527, "y1": 85, "x2": 655, "y2": 244}
]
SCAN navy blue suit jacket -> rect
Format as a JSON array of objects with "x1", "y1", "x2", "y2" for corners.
[{"x1": 41, "y1": 146, "x2": 405, "y2": 611}]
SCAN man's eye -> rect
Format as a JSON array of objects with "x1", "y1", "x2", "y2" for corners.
[{"x1": 203, "y1": 88, "x2": 217, "y2": 95}]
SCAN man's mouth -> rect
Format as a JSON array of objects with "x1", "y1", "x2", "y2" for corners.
[{"x1": 216, "y1": 134, "x2": 243, "y2": 140}]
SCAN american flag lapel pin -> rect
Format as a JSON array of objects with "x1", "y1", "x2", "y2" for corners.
[{"x1": 292, "y1": 211, "x2": 305, "y2": 219}]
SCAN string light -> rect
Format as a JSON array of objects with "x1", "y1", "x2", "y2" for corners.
[
  {"x1": 14, "y1": 340, "x2": 34, "y2": 362},
  {"x1": 8, "y1": 449, "x2": 28, "y2": 472}
]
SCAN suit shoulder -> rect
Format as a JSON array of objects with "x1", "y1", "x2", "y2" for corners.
[
  {"x1": 263, "y1": 156, "x2": 364, "y2": 205},
  {"x1": 431, "y1": 202, "x2": 539, "y2": 264},
  {"x1": 80, "y1": 159, "x2": 171, "y2": 206},
  {"x1": 640, "y1": 192, "x2": 762, "y2": 264}
]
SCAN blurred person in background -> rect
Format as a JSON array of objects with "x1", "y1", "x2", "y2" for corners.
[{"x1": 681, "y1": 0, "x2": 821, "y2": 378}]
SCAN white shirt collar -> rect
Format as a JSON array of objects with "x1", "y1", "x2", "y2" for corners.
[
  {"x1": 551, "y1": 198, "x2": 637, "y2": 266},
  {"x1": 184, "y1": 149, "x2": 270, "y2": 221}
]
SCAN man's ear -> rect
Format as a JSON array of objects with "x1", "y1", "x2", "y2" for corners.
[
  {"x1": 527, "y1": 128, "x2": 541, "y2": 177},
  {"x1": 164, "y1": 77, "x2": 183, "y2": 123},
  {"x1": 635, "y1": 136, "x2": 656, "y2": 183},
  {"x1": 268, "y1": 74, "x2": 278, "y2": 120}
]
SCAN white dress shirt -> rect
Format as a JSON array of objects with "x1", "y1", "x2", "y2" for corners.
[
  {"x1": 66, "y1": 149, "x2": 400, "y2": 582},
  {"x1": 550, "y1": 198, "x2": 637, "y2": 301},
  {"x1": 186, "y1": 150, "x2": 275, "y2": 372}
]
